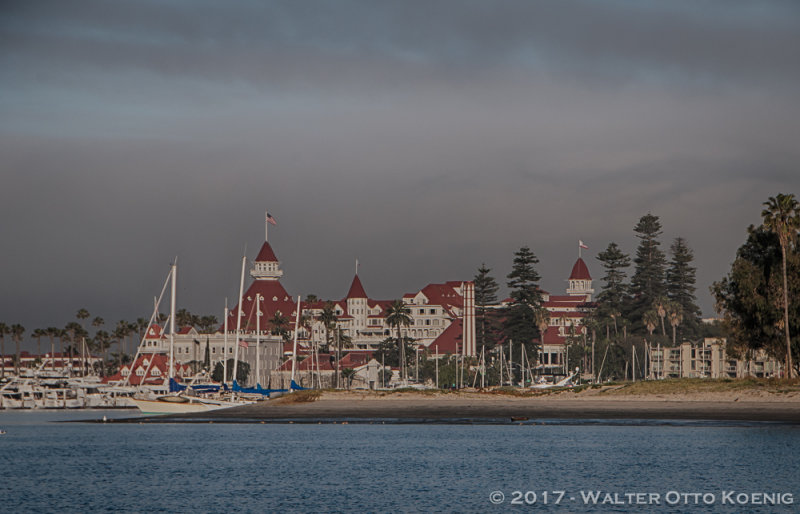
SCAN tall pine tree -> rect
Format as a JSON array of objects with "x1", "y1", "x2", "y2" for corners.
[
  {"x1": 503, "y1": 246, "x2": 544, "y2": 353},
  {"x1": 474, "y1": 263, "x2": 501, "y2": 352},
  {"x1": 629, "y1": 213, "x2": 668, "y2": 334},
  {"x1": 666, "y1": 237, "x2": 701, "y2": 340},
  {"x1": 595, "y1": 242, "x2": 631, "y2": 337}
]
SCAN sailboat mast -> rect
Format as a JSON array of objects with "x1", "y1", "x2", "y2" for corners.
[
  {"x1": 232, "y1": 254, "x2": 246, "y2": 383},
  {"x1": 168, "y1": 261, "x2": 176, "y2": 381},
  {"x1": 222, "y1": 299, "x2": 229, "y2": 384},
  {"x1": 290, "y1": 296, "x2": 301, "y2": 389},
  {"x1": 255, "y1": 294, "x2": 262, "y2": 386}
]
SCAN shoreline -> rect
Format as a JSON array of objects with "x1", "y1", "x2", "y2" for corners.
[{"x1": 114, "y1": 388, "x2": 800, "y2": 424}]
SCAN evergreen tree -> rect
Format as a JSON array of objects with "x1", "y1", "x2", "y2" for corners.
[
  {"x1": 503, "y1": 246, "x2": 544, "y2": 354},
  {"x1": 473, "y1": 263, "x2": 501, "y2": 351},
  {"x1": 629, "y1": 214, "x2": 667, "y2": 333},
  {"x1": 666, "y1": 237, "x2": 701, "y2": 339},
  {"x1": 595, "y1": 242, "x2": 631, "y2": 337},
  {"x1": 712, "y1": 224, "x2": 799, "y2": 372}
]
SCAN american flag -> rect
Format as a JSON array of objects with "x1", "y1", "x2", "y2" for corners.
[
  {"x1": 579, "y1": 240, "x2": 589, "y2": 249},
  {"x1": 238, "y1": 339, "x2": 249, "y2": 348},
  {"x1": 266, "y1": 212, "x2": 277, "y2": 226}
]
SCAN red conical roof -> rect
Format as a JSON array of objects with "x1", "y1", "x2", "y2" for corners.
[
  {"x1": 345, "y1": 274, "x2": 368, "y2": 299},
  {"x1": 255, "y1": 241, "x2": 278, "y2": 262},
  {"x1": 569, "y1": 258, "x2": 591, "y2": 280}
]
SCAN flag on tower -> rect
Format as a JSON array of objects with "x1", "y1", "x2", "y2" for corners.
[
  {"x1": 579, "y1": 240, "x2": 589, "y2": 249},
  {"x1": 266, "y1": 212, "x2": 277, "y2": 226}
]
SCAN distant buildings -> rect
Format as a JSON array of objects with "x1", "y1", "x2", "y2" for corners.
[
  {"x1": 1, "y1": 351, "x2": 101, "y2": 376},
  {"x1": 497, "y1": 256, "x2": 595, "y2": 373},
  {"x1": 134, "y1": 223, "x2": 603, "y2": 386},
  {"x1": 648, "y1": 338, "x2": 783, "y2": 379}
]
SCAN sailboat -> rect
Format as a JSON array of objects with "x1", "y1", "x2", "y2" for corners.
[{"x1": 131, "y1": 261, "x2": 253, "y2": 415}]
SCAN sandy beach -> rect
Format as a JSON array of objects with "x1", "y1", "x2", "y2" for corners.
[{"x1": 132, "y1": 384, "x2": 800, "y2": 423}]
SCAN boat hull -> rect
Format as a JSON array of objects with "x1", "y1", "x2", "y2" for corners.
[{"x1": 131, "y1": 397, "x2": 243, "y2": 415}]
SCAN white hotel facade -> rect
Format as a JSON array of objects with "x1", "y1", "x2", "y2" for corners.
[{"x1": 140, "y1": 224, "x2": 592, "y2": 384}]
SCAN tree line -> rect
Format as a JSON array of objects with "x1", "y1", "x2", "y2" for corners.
[
  {"x1": 472, "y1": 213, "x2": 704, "y2": 382},
  {"x1": 712, "y1": 193, "x2": 799, "y2": 378},
  {"x1": 0, "y1": 307, "x2": 221, "y2": 378}
]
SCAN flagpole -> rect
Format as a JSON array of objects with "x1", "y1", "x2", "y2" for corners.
[{"x1": 265, "y1": 210, "x2": 269, "y2": 242}]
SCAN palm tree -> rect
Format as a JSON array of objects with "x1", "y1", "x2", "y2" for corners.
[
  {"x1": 11, "y1": 324, "x2": 25, "y2": 375},
  {"x1": 113, "y1": 322, "x2": 130, "y2": 374},
  {"x1": 0, "y1": 323, "x2": 9, "y2": 378},
  {"x1": 534, "y1": 309, "x2": 550, "y2": 361},
  {"x1": 654, "y1": 297, "x2": 668, "y2": 337},
  {"x1": 269, "y1": 312, "x2": 290, "y2": 341},
  {"x1": 56, "y1": 328, "x2": 68, "y2": 372},
  {"x1": 93, "y1": 330, "x2": 110, "y2": 377},
  {"x1": 32, "y1": 328, "x2": 46, "y2": 358},
  {"x1": 762, "y1": 193, "x2": 800, "y2": 378},
  {"x1": 65, "y1": 322, "x2": 84, "y2": 375},
  {"x1": 46, "y1": 327, "x2": 58, "y2": 370},
  {"x1": 318, "y1": 302, "x2": 337, "y2": 350},
  {"x1": 385, "y1": 300, "x2": 412, "y2": 382},
  {"x1": 135, "y1": 318, "x2": 149, "y2": 340},
  {"x1": 197, "y1": 315, "x2": 219, "y2": 334},
  {"x1": 176, "y1": 309, "x2": 197, "y2": 329},
  {"x1": 77, "y1": 308, "x2": 90, "y2": 330},
  {"x1": 667, "y1": 302, "x2": 683, "y2": 347},
  {"x1": 643, "y1": 311, "x2": 659, "y2": 339}
]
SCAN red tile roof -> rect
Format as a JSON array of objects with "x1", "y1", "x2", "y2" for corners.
[
  {"x1": 569, "y1": 258, "x2": 592, "y2": 280},
  {"x1": 345, "y1": 274, "x2": 368, "y2": 299},
  {"x1": 429, "y1": 319, "x2": 462, "y2": 354},
  {"x1": 145, "y1": 324, "x2": 164, "y2": 338},
  {"x1": 339, "y1": 352, "x2": 372, "y2": 368},
  {"x1": 255, "y1": 241, "x2": 279, "y2": 262},
  {"x1": 278, "y1": 354, "x2": 334, "y2": 371},
  {"x1": 102, "y1": 353, "x2": 191, "y2": 384},
  {"x1": 416, "y1": 282, "x2": 464, "y2": 310},
  {"x1": 226, "y1": 280, "x2": 297, "y2": 332}
]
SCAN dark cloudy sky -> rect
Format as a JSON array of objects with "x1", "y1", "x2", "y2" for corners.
[{"x1": 2, "y1": 1, "x2": 799, "y2": 343}]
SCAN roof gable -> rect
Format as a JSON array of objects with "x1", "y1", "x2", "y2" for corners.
[
  {"x1": 569, "y1": 258, "x2": 591, "y2": 280},
  {"x1": 345, "y1": 274, "x2": 368, "y2": 299},
  {"x1": 255, "y1": 241, "x2": 279, "y2": 263}
]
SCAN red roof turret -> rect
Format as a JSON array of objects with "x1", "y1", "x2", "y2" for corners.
[
  {"x1": 569, "y1": 258, "x2": 591, "y2": 280},
  {"x1": 255, "y1": 242, "x2": 279, "y2": 262},
  {"x1": 346, "y1": 274, "x2": 368, "y2": 299}
]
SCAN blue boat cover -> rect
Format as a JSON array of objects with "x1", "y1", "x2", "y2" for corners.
[
  {"x1": 230, "y1": 379, "x2": 308, "y2": 396},
  {"x1": 169, "y1": 378, "x2": 221, "y2": 393}
]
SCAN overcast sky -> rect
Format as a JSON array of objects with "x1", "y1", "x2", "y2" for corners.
[{"x1": 2, "y1": 1, "x2": 799, "y2": 345}]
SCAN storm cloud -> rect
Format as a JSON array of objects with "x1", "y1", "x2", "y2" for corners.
[{"x1": 2, "y1": 1, "x2": 800, "y2": 341}]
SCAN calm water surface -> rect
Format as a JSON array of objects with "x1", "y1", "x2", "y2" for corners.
[{"x1": 1, "y1": 411, "x2": 798, "y2": 512}]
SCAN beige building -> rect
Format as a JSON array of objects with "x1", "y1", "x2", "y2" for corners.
[{"x1": 648, "y1": 338, "x2": 782, "y2": 379}]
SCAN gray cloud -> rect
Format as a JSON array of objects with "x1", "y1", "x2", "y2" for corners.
[{"x1": 1, "y1": 1, "x2": 799, "y2": 345}]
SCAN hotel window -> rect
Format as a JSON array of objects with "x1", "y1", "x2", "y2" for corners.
[{"x1": 430, "y1": 309, "x2": 435, "y2": 314}]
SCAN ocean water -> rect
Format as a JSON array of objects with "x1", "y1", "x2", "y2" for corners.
[{"x1": 1, "y1": 411, "x2": 798, "y2": 513}]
